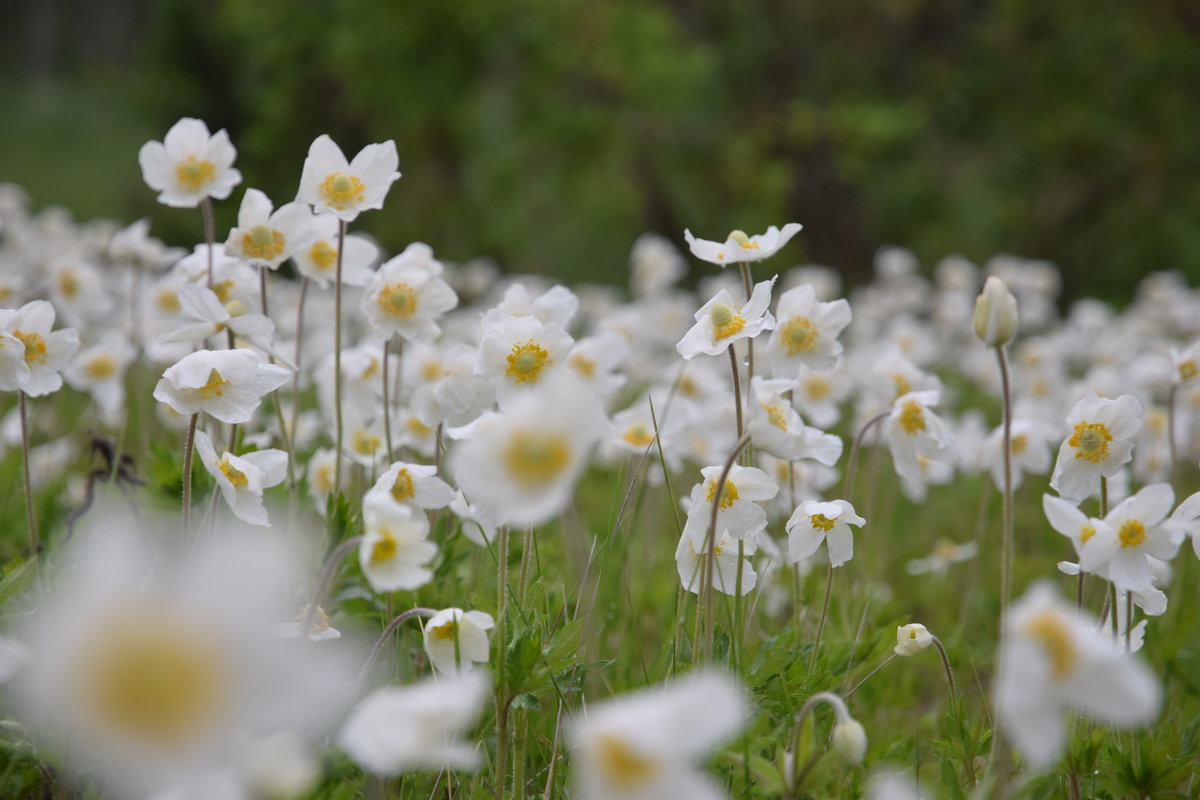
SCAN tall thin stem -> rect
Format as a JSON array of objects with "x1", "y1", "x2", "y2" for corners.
[
  {"x1": 1167, "y1": 384, "x2": 1179, "y2": 493},
  {"x1": 383, "y1": 338, "x2": 395, "y2": 464},
  {"x1": 495, "y1": 526, "x2": 510, "y2": 800},
  {"x1": 996, "y1": 346, "x2": 1014, "y2": 622},
  {"x1": 289, "y1": 277, "x2": 309, "y2": 461},
  {"x1": 333, "y1": 220, "x2": 346, "y2": 497},
  {"x1": 728, "y1": 345, "x2": 744, "y2": 440},
  {"x1": 738, "y1": 262, "x2": 755, "y2": 383},
  {"x1": 809, "y1": 564, "x2": 835, "y2": 671},
  {"x1": 304, "y1": 535, "x2": 365, "y2": 633},
  {"x1": 704, "y1": 435, "x2": 752, "y2": 662},
  {"x1": 181, "y1": 412, "x2": 198, "y2": 538},
  {"x1": 18, "y1": 392, "x2": 37, "y2": 558},
  {"x1": 844, "y1": 653, "x2": 896, "y2": 698},
  {"x1": 259, "y1": 265, "x2": 294, "y2": 488},
  {"x1": 842, "y1": 410, "x2": 890, "y2": 501},
  {"x1": 931, "y1": 635, "x2": 958, "y2": 704},
  {"x1": 200, "y1": 198, "x2": 215, "y2": 289},
  {"x1": 355, "y1": 607, "x2": 437, "y2": 688}
]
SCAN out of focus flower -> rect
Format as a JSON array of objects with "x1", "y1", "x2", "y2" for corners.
[
  {"x1": 630, "y1": 233, "x2": 686, "y2": 297},
  {"x1": 63, "y1": 331, "x2": 135, "y2": 418},
  {"x1": 153, "y1": 348, "x2": 289, "y2": 424},
  {"x1": 767, "y1": 284, "x2": 852, "y2": 373},
  {"x1": 194, "y1": 430, "x2": 287, "y2": 527},
  {"x1": 676, "y1": 278, "x2": 776, "y2": 359},
  {"x1": 746, "y1": 376, "x2": 842, "y2": 463},
  {"x1": 1170, "y1": 340, "x2": 1200, "y2": 385},
  {"x1": 138, "y1": 118, "x2": 241, "y2": 207},
  {"x1": 0, "y1": 299, "x2": 80, "y2": 396},
  {"x1": 359, "y1": 499, "x2": 437, "y2": 593},
  {"x1": 224, "y1": 188, "x2": 316, "y2": 270},
  {"x1": 293, "y1": 213, "x2": 379, "y2": 287},
  {"x1": 684, "y1": 224, "x2": 802, "y2": 266},
  {"x1": 905, "y1": 539, "x2": 978, "y2": 575},
  {"x1": 422, "y1": 608, "x2": 495, "y2": 676},
  {"x1": 297, "y1": 135, "x2": 400, "y2": 222},
  {"x1": 1049, "y1": 391, "x2": 1142, "y2": 502}
]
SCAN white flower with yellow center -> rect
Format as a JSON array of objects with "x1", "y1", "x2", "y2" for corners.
[
  {"x1": 153, "y1": 348, "x2": 290, "y2": 424},
  {"x1": 894, "y1": 623, "x2": 934, "y2": 656},
  {"x1": 982, "y1": 417, "x2": 1055, "y2": 490},
  {"x1": 297, "y1": 135, "x2": 400, "y2": 222},
  {"x1": 450, "y1": 374, "x2": 604, "y2": 527},
  {"x1": 194, "y1": 430, "x2": 287, "y2": 527},
  {"x1": 566, "y1": 333, "x2": 630, "y2": 404},
  {"x1": 359, "y1": 499, "x2": 437, "y2": 593},
  {"x1": 293, "y1": 212, "x2": 379, "y2": 287},
  {"x1": 995, "y1": 582, "x2": 1160, "y2": 770},
  {"x1": 675, "y1": 528, "x2": 758, "y2": 596},
  {"x1": 568, "y1": 671, "x2": 749, "y2": 800},
  {"x1": 746, "y1": 376, "x2": 843, "y2": 464},
  {"x1": 339, "y1": 671, "x2": 489, "y2": 776},
  {"x1": 0, "y1": 299, "x2": 80, "y2": 396},
  {"x1": 791, "y1": 364, "x2": 851, "y2": 428},
  {"x1": 109, "y1": 217, "x2": 184, "y2": 272},
  {"x1": 1171, "y1": 340, "x2": 1200, "y2": 385},
  {"x1": 475, "y1": 310, "x2": 574, "y2": 403},
  {"x1": 786, "y1": 499, "x2": 865, "y2": 567},
  {"x1": 63, "y1": 332, "x2": 135, "y2": 419},
  {"x1": 884, "y1": 390, "x2": 955, "y2": 482},
  {"x1": 306, "y1": 448, "x2": 342, "y2": 516},
  {"x1": 683, "y1": 223, "x2": 802, "y2": 266},
  {"x1": 361, "y1": 242, "x2": 458, "y2": 343},
  {"x1": 161, "y1": 284, "x2": 276, "y2": 351},
  {"x1": 138, "y1": 117, "x2": 242, "y2": 207},
  {"x1": 676, "y1": 278, "x2": 777, "y2": 359},
  {"x1": 1049, "y1": 391, "x2": 1142, "y2": 502},
  {"x1": 422, "y1": 608, "x2": 494, "y2": 676},
  {"x1": 767, "y1": 284, "x2": 851, "y2": 373},
  {"x1": 681, "y1": 464, "x2": 777, "y2": 551},
  {"x1": 905, "y1": 538, "x2": 978, "y2": 576},
  {"x1": 1080, "y1": 483, "x2": 1181, "y2": 592},
  {"x1": 47, "y1": 254, "x2": 112, "y2": 328},
  {"x1": 224, "y1": 188, "x2": 316, "y2": 270},
  {"x1": 630, "y1": 232, "x2": 686, "y2": 298},
  {"x1": 366, "y1": 461, "x2": 456, "y2": 512},
  {"x1": 494, "y1": 282, "x2": 579, "y2": 328},
  {"x1": 1043, "y1": 494, "x2": 1111, "y2": 564}
]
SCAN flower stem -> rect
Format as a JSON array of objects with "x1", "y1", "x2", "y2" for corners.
[
  {"x1": 842, "y1": 410, "x2": 890, "y2": 500},
  {"x1": 355, "y1": 606, "x2": 437, "y2": 689},
  {"x1": 333, "y1": 219, "x2": 346, "y2": 497},
  {"x1": 259, "y1": 265, "x2": 295, "y2": 489},
  {"x1": 304, "y1": 535, "x2": 365, "y2": 633},
  {"x1": 932, "y1": 635, "x2": 959, "y2": 704},
  {"x1": 382, "y1": 338, "x2": 395, "y2": 464},
  {"x1": 181, "y1": 412, "x2": 198, "y2": 539},
  {"x1": 289, "y1": 277, "x2": 309, "y2": 452},
  {"x1": 495, "y1": 526, "x2": 510, "y2": 800},
  {"x1": 704, "y1": 434, "x2": 752, "y2": 662},
  {"x1": 844, "y1": 652, "x2": 896, "y2": 698},
  {"x1": 996, "y1": 345, "x2": 1014, "y2": 623},
  {"x1": 1167, "y1": 384, "x2": 1179, "y2": 494},
  {"x1": 200, "y1": 198, "x2": 215, "y2": 289},
  {"x1": 738, "y1": 262, "x2": 755, "y2": 385},
  {"x1": 728, "y1": 344, "x2": 744, "y2": 440},
  {"x1": 809, "y1": 564, "x2": 835, "y2": 671},
  {"x1": 18, "y1": 392, "x2": 38, "y2": 559}
]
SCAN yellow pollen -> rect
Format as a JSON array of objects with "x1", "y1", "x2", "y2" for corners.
[
  {"x1": 14, "y1": 331, "x2": 47, "y2": 365},
  {"x1": 430, "y1": 620, "x2": 458, "y2": 641},
  {"x1": 197, "y1": 369, "x2": 227, "y2": 399},
  {"x1": 709, "y1": 303, "x2": 746, "y2": 340},
  {"x1": 1023, "y1": 611, "x2": 1077, "y2": 680},
  {"x1": 218, "y1": 457, "x2": 248, "y2": 488},
  {"x1": 352, "y1": 428, "x2": 382, "y2": 456},
  {"x1": 390, "y1": 468, "x2": 415, "y2": 502},
  {"x1": 377, "y1": 283, "x2": 419, "y2": 319},
  {"x1": 1032, "y1": 378, "x2": 1050, "y2": 397},
  {"x1": 505, "y1": 341, "x2": 551, "y2": 384},
  {"x1": 296, "y1": 604, "x2": 331, "y2": 634},
  {"x1": 728, "y1": 230, "x2": 758, "y2": 250},
  {"x1": 1180, "y1": 360, "x2": 1199, "y2": 381},
  {"x1": 309, "y1": 240, "x2": 337, "y2": 271},
  {"x1": 318, "y1": 172, "x2": 366, "y2": 210},
  {"x1": 1068, "y1": 421, "x2": 1113, "y2": 463},
  {"x1": 503, "y1": 430, "x2": 571, "y2": 487},
  {"x1": 595, "y1": 733, "x2": 660, "y2": 790},
  {"x1": 781, "y1": 316, "x2": 819, "y2": 355},
  {"x1": 1079, "y1": 525, "x2": 1095, "y2": 543},
  {"x1": 622, "y1": 423, "x2": 655, "y2": 448},
  {"x1": 213, "y1": 280, "x2": 235, "y2": 304},
  {"x1": 678, "y1": 376, "x2": 700, "y2": 397},
  {"x1": 1118, "y1": 519, "x2": 1146, "y2": 548},
  {"x1": 315, "y1": 463, "x2": 334, "y2": 492},
  {"x1": 76, "y1": 610, "x2": 229, "y2": 746},
  {"x1": 362, "y1": 356, "x2": 379, "y2": 380},
  {"x1": 898, "y1": 400, "x2": 926, "y2": 435},
  {"x1": 569, "y1": 353, "x2": 596, "y2": 378},
  {"x1": 705, "y1": 478, "x2": 740, "y2": 509},
  {"x1": 157, "y1": 288, "x2": 181, "y2": 313},
  {"x1": 57, "y1": 269, "x2": 80, "y2": 299},
  {"x1": 174, "y1": 156, "x2": 216, "y2": 193},
  {"x1": 1011, "y1": 434, "x2": 1029, "y2": 455},
  {"x1": 421, "y1": 361, "x2": 443, "y2": 381},
  {"x1": 810, "y1": 513, "x2": 836, "y2": 532},
  {"x1": 893, "y1": 374, "x2": 912, "y2": 398},
  {"x1": 763, "y1": 403, "x2": 788, "y2": 430},
  {"x1": 805, "y1": 376, "x2": 832, "y2": 401},
  {"x1": 406, "y1": 416, "x2": 432, "y2": 437},
  {"x1": 241, "y1": 225, "x2": 285, "y2": 260},
  {"x1": 370, "y1": 531, "x2": 398, "y2": 564}
]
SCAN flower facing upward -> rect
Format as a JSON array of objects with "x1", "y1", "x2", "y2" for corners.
[
  {"x1": 153, "y1": 349, "x2": 290, "y2": 424},
  {"x1": 297, "y1": 135, "x2": 401, "y2": 222},
  {"x1": 1049, "y1": 391, "x2": 1142, "y2": 502},
  {"x1": 475, "y1": 309, "x2": 575, "y2": 403},
  {"x1": 360, "y1": 243, "x2": 459, "y2": 343},
  {"x1": 422, "y1": 608, "x2": 495, "y2": 676},
  {"x1": 767, "y1": 283, "x2": 852, "y2": 373},
  {"x1": 676, "y1": 278, "x2": 777, "y2": 359},
  {"x1": 224, "y1": 188, "x2": 316, "y2": 270},
  {"x1": 684, "y1": 223, "x2": 802, "y2": 266},
  {"x1": 293, "y1": 212, "x2": 379, "y2": 287},
  {"x1": 138, "y1": 118, "x2": 242, "y2": 208},
  {"x1": 786, "y1": 499, "x2": 866, "y2": 567}
]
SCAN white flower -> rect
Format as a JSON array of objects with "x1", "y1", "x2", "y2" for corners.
[
  {"x1": 995, "y1": 582, "x2": 1160, "y2": 769},
  {"x1": 194, "y1": 430, "x2": 287, "y2": 527},
  {"x1": 630, "y1": 233, "x2": 686, "y2": 297},
  {"x1": 568, "y1": 671, "x2": 749, "y2": 800},
  {"x1": 983, "y1": 417, "x2": 1055, "y2": 490},
  {"x1": 675, "y1": 528, "x2": 758, "y2": 597},
  {"x1": 297, "y1": 135, "x2": 401, "y2": 222},
  {"x1": 905, "y1": 539, "x2": 978, "y2": 576},
  {"x1": 161, "y1": 285, "x2": 275, "y2": 350},
  {"x1": 1049, "y1": 391, "x2": 1142, "y2": 502},
  {"x1": 1080, "y1": 483, "x2": 1181, "y2": 592},
  {"x1": 684, "y1": 223, "x2": 802, "y2": 266},
  {"x1": 1170, "y1": 340, "x2": 1200, "y2": 385},
  {"x1": 494, "y1": 282, "x2": 579, "y2": 328},
  {"x1": 885, "y1": 390, "x2": 955, "y2": 482},
  {"x1": 359, "y1": 499, "x2": 437, "y2": 593},
  {"x1": 972, "y1": 276, "x2": 1019, "y2": 346},
  {"x1": 361, "y1": 243, "x2": 459, "y2": 343},
  {"x1": 746, "y1": 376, "x2": 843, "y2": 463},
  {"x1": 153, "y1": 349, "x2": 290, "y2": 424},
  {"x1": 676, "y1": 278, "x2": 777, "y2": 359},
  {"x1": 767, "y1": 284, "x2": 852, "y2": 373},
  {"x1": 1043, "y1": 494, "x2": 1110, "y2": 563},
  {"x1": 63, "y1": 331, "x2": 135, "y2": 418},
  {"x1": 236, "y1": 732, "x2": 319, "y2": 800},
  {"x1": 306, "y1": 448, "x2": 342, "y2": 515},
  {"x1": 339, "y1": 671, "x2": 489, "y2": 776},
  {"x1": 422, "y1": 608, "x2": 495, "y2": 676},
  {"x1": 681, "y1": 464, "x2": 777, "y2": 549},
  {"x1": 224, "y1": 188, "x2": 316, "y2": 270},
  {"x1": 0, "y1": 300, "x2": 80, "y2": 396},
  {"x1": 894, "y1": 623, "x2": 933, "y2": 656},
  {"x1": 293, "y1": 212, "x2": 379, "y2": 287},
  {"x1": 366, "y1": 461, "x2": 456, "y2": 512},
  {"x1": 475, "y1": 310, "x2": 574, "y2": 402},
  {"x1": 786, "y1": 499, "x2": 866, "y2": 567},
  {"x1": 832, "y1": 718, "x2": 868, "y2": 764},
  {"x1": 138, "y1": 118, "x2": 242, "y2": 207}
]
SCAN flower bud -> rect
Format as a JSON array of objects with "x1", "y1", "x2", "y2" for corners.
[
  {"x1": 894, "y1": 623, "x2": 933, "y2": 657},
  {"x1": 972, "y1": 276, "x2": 1018, "y2": 347},
  {"x1": 832, "y1": 718, "x2": 868, "y2": 764}
]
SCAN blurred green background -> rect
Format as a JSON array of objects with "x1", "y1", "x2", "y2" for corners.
[{"x1": 4, "y1": 0, "x2": 1200, "y2": 297}]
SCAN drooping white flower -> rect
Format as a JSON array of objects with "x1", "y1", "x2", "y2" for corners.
[
  {"x1": 568, "y1": 671, "x2": 749, "y2": 800},
  {"x1": 767, "y1": 284, "x2": 852, "y2": 373},
  {"x1": 676, "y1": 278, "x2": 777, "y2": 359},
  {"x1": 785, "y1": 499, "x2": 866, "y2": 567},
  {"x1": 138, "y1": 118, "x2": 242, "y2": 207},
  {"x1": 153, "y1": 349, "x2": 290, "y2": 424},
  {"x1": 339, "y1": 671, "x2": 489, "y2": 776},
  {"x1": 884, "y1": 390, "x2": 955, "y2": 482},
  {"x1": 1080, "y1": 483, "x2": 1181, "y2": 592},
  {"x1": 161, "y1": 285, "x2": 275, "y2": 350},
  {"x1": 1049, "y1": 391, "x2": 1142, "y2": 502},
  {"x1": 360, "y1": 243, "x2": 458, "y2": 343},
  {"x1": 994, "y1": 582, "x2": 1160, "y2": 770},
  {"x1": 359, "y1": 499, "x2": 437, "y2": 593},
  {"x1": 297, "y1": 135, "x2": 401, "y2": 222},
  {"x1": 684, "y1": 224, "x2": 802, "y2": 266},
  {"x1": 746, "y1": 376, "x2": 843, "y2": 463},
  {"x1": 422, "y1": 608, "x2": 495, "y2": 676},
  {"x1": 0, "y1": 300, "x2": 79, "y2": 397},
  {"x1": 224, "y1": 188, "x2": 316, "y2": 270},
  {"x1": 681, "y1": 464, "x2": 777, "y2": 550},
  {"x1": 675, "y1": 529, "x2": 758, "y2": 597},
  {"x1": 194, "y1": 430, "x2": 287, "y2": 527},
  {"x1": 894, "y1": 624, "x2": 933, "y2": 656},
  {"x1": 365, "y1": 461, "x2": 456, "y2": 512}
]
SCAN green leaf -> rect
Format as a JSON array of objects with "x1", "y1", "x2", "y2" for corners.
[{"x1": 0, "y1": 559, "x2": 36, "y2": 606}]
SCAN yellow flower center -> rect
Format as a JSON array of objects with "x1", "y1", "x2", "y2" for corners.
[
  {"x1": 595, "y1": 733, "x2": 660, "y2": 790},
  {"x1": 352, "y1": 428, "x2": 382, "y2": 456},
  {"x1": 503, "y1": 430, "x2": 571, "y2": 487},
  {"x1": 14, "y1": 331, "x2": 46, "y2": 365},
  {"x1": 370, "y1": 531, "x2": 398, "y2": 564},
  {"x1": 318, "y1": 172, "x2": 365, "y2": 210},
  {"x1": 1011, "y1": 434, "x2": 1028, "y2": 455},
  {"x1": 709, "y1": 303, "x2": 746, "y2": 340},
  {"x1": 420, "y1": 360, "x2": 443, "y2": 381},
  {"x1": 810, "y1": 513, "x2": 836, "y2": 532},
  {"x1": 197, "y1": 369, "x2": 227, "y2": 399},
  {"x1": 1023, "y1": 610, "x2": 1076, "y2": 680},
  {"x1": 309, "y1": 240, "x2": 337, "y2": 271},
  {"x1": 569, "y1": 353, "x2": 596, "y2": 378},
  {"x1": 361, "y1": 356, "x2": 379, "y2": 381},
  {"x1": 505, "y1": 341, "x2": 551, "y2": 384},
  {"x1": 781, "y1": 316, "x2": 819, "y2": 355},
  {"x1": 898, "y1": 400, "x2": 926, "y2": 435},
  {"x1": 175, "y1": 156, "x2": 216, "y2": 193},
  {"x1": 805, "y1": 376, "x2": 832, "y2": 401},
  {"x1": 76, "y1": 610, "x2": 229, "y2": 746},
  {"x1": 390, "y1": 468, "x2": 415, "y2": 503},
  {"x1": 763, "y1": 402, "x2": 788, "y2": 430},
  {"x1": 1079, "y1": 525, "x2": 1096, "y2": 543},
  {"x1": 218, "y1": 457, "x2": 248, "y2": 488},
  {"x1": 1068, "y1": 421, "x2": 1112, "y2": 463},
  {"x1": 241, "y1": 225, "x2": 285, "y2": 260},
  {"x1": 315, "y1": 463, "x2": 334, "y2": 492},
  {"x1": 84, "y1": 354, "x2": 118, "y2": 380},
  {"x1": 704, "y1": 478, "x2": 740, "y2": 509},
  {"x1": 377, "y1": 283, "x2": 419, "y2": 320},
  {"x1": 213, "y1": 280, "x2": 236, "y2": 304},
  {"x1": 1181, "y1": 360, "x2": 1199, "y2": 381},
  {"x1": 57, "y1": 269, "x2": 80, "y2": 299},
  {"x1": 622, "y1": 423, "x2": 655, "y2": 448},
  {"x1": 728, "y1": 229, "x2": 758, "y2": 250},
  {"x1": 1118, "y1": 519, "x2": 1146, "y2": 548},
  {"x1": 406, "y1": 416, "x2": 432, "y2": 437},
  {"x1": 892, "y1": 374, "x2": 911, "y2": 398},
  {"x1": 296, "y1": 604, "x2": 332, "y2": 634},
  {"x1": 430, "y1": 619, "x2": 459, "y2": 641},
  {"x1": 157, "y1": 288, "x2": 182, "y2": 313}
]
